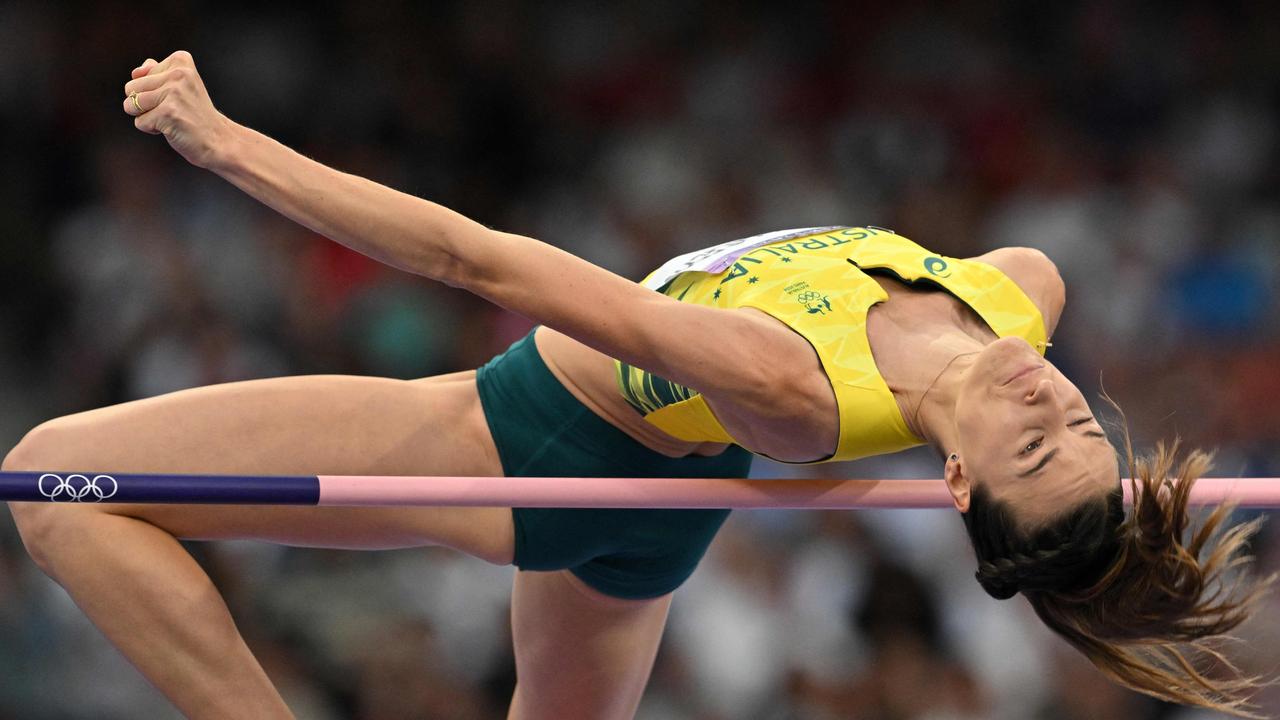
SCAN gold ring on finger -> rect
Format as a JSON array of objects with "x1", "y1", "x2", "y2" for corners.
[{"x1": 130, "y1": 92, "x2": 142, "y2": 113}]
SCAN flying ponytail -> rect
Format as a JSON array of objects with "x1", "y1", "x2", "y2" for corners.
[{"x1": 961, "y1": 420, "x2": 1276, "y2": 717}]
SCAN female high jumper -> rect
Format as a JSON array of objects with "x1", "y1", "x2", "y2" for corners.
[{"x1": 4, "y1": 51, "x2": 1272, "y2": 719}]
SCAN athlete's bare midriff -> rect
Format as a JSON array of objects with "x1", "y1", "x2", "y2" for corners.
[{"x1": 532, "y1": 273, "x2": 998, "y2": 460}]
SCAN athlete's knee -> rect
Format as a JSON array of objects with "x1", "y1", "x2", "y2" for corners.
[
  {"x1": 3, "y1": 420, "x2": 63, "y2": 473},
  {"x1": 7, "y1": 499, "x2": 101, "y2": 575},
  {"x1": 6, "y1": 422, "x2": 56, "y2": 557},
  {"x1": 6, "y1": 421, "x2": 99, "y2": 573}
]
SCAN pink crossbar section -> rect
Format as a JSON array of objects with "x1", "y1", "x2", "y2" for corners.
[{"x1": 317, "y1": 476, "x2": 1280, "y2": 509}]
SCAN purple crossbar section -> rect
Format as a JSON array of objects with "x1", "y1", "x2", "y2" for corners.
[
  {"x1": 0, "y1": 472, "x2": 319, "y2": 504},
  {"x1": 0, "y1": 473, "x2": 1276, "y2": 509}
]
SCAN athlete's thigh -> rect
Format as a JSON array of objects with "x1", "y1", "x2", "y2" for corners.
[
  {"x1": 28, "y1": 372, "x2": 499, "y2": 476},
  {"x1": 507, "y1": 570, "x2": 671, "y2": 720},
  {"x1": 11, "y1": 372, "x2": 511, "y2": 561}
]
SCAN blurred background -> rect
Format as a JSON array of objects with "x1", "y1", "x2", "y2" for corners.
[{"x1": 0, "y1": 1, "x2": 1278, "y2": 718}]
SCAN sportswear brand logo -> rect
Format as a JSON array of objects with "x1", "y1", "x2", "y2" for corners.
[
  {"x1": 924, "y1": 256, "x2": 951, "y2": 278},
  {"x1": 37, "y1": 473, "x2": 119, "y2": 502}
]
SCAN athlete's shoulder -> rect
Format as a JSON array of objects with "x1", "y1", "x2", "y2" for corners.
[{"x1": 966, "y1": 246, "x2": 1065, "y2": 336}]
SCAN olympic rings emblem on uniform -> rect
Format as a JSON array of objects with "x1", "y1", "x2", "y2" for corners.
[{"x1": 37, "y1": 473, "x2": 119, "y2": 502}]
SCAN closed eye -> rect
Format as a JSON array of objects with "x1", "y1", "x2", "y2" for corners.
[{"x1": 1072, "y1": 416, "x2": 1108, "y2": 440}]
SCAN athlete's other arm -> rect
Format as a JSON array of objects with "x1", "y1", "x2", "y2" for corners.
[{"x1": 121, "y1": 52, "x2": 820, "y2": 420}]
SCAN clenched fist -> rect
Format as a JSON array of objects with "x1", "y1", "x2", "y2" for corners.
[{"x1": 123, "y1": 51, "x2": 235, "y2": 169}]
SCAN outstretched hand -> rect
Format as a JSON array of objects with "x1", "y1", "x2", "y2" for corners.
[{"x1": 123, "y1": 51, "x2": 234, "y2": 169}]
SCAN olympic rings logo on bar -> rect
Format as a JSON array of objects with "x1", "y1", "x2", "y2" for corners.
[{"x1": 37, "y1": 473, "x2": 119, "y2": 502}]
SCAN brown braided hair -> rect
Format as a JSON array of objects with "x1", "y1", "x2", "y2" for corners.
[{"x1": 960, "y1": 404, "x2": 1276, "y2": 716}]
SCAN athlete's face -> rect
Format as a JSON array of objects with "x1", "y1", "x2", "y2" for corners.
[{"x1": 947, "y1": 337, "x2": 1119, "y2": 529}]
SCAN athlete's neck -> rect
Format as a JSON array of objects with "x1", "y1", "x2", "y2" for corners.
[
  {"x1": 863, "y1": 273, "x2": 996, "y2": 457},
  {"x1": 895, "y1": 333, "x2": 982, "y2": 457}
]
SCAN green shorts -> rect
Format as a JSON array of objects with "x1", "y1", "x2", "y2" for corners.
[{"x1": 475, "y1": 330, "x2": 752, "y2": 599}]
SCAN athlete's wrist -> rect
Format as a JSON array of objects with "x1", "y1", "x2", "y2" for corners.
[{"x1": 204, "y1": 119, "x2": 256, "y2": 175}]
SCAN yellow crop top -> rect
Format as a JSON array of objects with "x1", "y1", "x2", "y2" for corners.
[{"x1": 615, "y1": 226, "x2": 1048, "y2": 464}]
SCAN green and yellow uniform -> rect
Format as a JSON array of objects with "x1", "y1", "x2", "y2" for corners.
[
  {"x1": 617, "y1": 226, "x2": 1047, "y2": 462},
  {"x1": 483, "y1": 226, "x2": 1046, "y2": 599}
]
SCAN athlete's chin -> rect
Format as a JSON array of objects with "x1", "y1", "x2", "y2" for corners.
[
  {"x1": 967, "y1": 335, "x2": 1029, "y2": 386},
  {"x1": 971, "y1": 336, "x2": 1037, "y2": 387}
]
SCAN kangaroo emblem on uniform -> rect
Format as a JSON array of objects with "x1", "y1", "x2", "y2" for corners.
[{"x1": 797, "y1": 291, "x2": 833, "y2": 315}]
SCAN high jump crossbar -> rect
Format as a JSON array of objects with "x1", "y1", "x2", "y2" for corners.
[{"x1": 0, "y1": 472, "x2": 1277, "y2": 508}]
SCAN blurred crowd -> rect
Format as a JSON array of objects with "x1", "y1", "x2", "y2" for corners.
[{"x1": 1, "y1": 1, "x2": 1278, "y2": 718}]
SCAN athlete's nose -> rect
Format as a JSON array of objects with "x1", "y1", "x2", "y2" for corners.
[{"x1": 1026, "y1": 377, "x2": 1056, "y2": 404}]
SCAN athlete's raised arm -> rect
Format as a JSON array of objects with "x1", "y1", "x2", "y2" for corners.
[{"x1": 120, "y1": 51, "x2": 818, "y2": 415}]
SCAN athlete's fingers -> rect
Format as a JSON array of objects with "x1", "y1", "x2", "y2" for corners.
[
  {"x1": 130, "y1": 58, "x2": 159, "y2": 80},
  {"x1": 123, "y1": 68, "x2": 178, "y2": 99},
  {"x1": 127, "y1": 88, "x2": 168, "y2": 126},
  {"x1": 120, "y1": 50, "x2": 224, "y2": 168},
  {"x1": 133, "y1": 114, "x2": 161, "y2": 135},
  {"x1": 150, "y1": 49, "x2": 194, "y2": 77}
]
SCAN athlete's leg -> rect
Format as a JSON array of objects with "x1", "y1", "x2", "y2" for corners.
[
  {"x1": 506, "y1": 569, "x2": 672, "y2": 720},
  {"x1": 5, "y1": 372, "x2": 509, "y2": 720}
]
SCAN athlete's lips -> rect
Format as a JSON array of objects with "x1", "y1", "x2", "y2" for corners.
[{"x1": 1001, "y1": 363, "x2": 1044, "y2": 387}]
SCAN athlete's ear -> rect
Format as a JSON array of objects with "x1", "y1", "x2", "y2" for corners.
[{"x1": 944, "y1": 453, "x2": 970, "y2": 513}]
